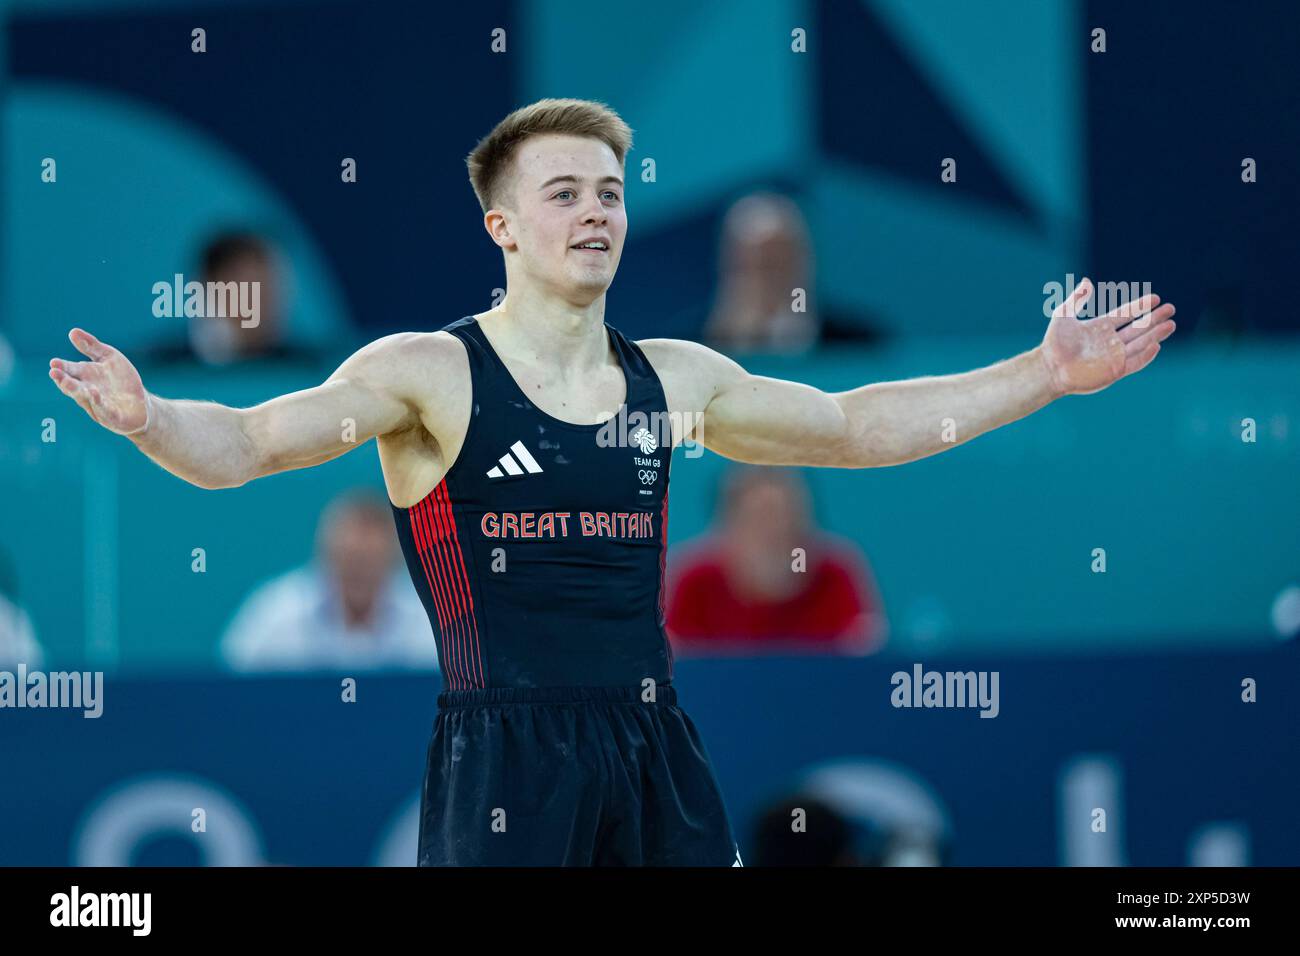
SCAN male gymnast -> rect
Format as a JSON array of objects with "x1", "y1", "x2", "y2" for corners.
[{"x1": 50, "y1": 98, "x2": 1176, "y2": 866}]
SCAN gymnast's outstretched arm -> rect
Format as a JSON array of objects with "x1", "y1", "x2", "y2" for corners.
[
  {"x1": 48, "y1": 328, "x2": 454, "y2": 489},
  {"x1": 642, "y1": 278, "x2": 1176, "y2": 468}
]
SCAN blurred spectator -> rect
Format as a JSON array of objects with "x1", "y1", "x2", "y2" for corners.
[
  {"x1": 221, "y1": 489, "x2": 438, "y2": 673},
  {"x1": 146, "y1": 230, "x2": 325, "y2": 367},
  {"x1": 703, "y1": 192, "x2": 884, "y2": 353},
  {"x1": 0, "y1": 593, "x2": 43, "y2": 669},
  {"x1": 751, "y1": 794, "x2": 863, "y2": 866},
  {"x1": 666, "y1": 466, "x2": 886, "y2": 655},
  {"x1": 705, "y1": 193, "x2": 817, "y2": 352},
  {"x1": 0, "y1": 551, "x2": 43, "y2": 667}
]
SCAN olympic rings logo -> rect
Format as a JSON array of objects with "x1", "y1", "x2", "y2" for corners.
[{"x1": 638, "y1": 469, "x2": 658, "y2": 485}]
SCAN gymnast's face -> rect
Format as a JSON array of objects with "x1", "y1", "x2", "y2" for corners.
[{"x1": 492, "y1": 134, "x2": 627, "y2": 304}]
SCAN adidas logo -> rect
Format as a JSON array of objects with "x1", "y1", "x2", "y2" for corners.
[{"x1": 486, "y1": 440, "x2": 544, "y2": 479}]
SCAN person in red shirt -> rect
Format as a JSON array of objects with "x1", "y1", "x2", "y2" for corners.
[{"x1": 667, "y1": 465, "x2": 886, "y2": 655}]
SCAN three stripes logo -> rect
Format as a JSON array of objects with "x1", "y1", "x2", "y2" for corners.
[{"x1": 486, "y1": 440, "x2": 544, "y2": 479}]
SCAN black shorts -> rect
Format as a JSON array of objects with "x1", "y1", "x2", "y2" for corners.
[{"x1": 418, "y1": 685, "x2": 741, "y2": 866}]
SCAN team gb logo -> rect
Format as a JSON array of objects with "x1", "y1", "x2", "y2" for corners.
[{"x1": 631, "y1": 427, "x2": 658, "y2": 455}]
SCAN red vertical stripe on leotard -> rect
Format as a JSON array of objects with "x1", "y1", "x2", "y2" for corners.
[
  {"x1": 417, "y1": 491, "x2": 468, "y2": 690},
  {"x1": 435, "y1": 482, "x2": 484, "y2": 688},
  {"x1": 407, "y1": 497, "x2": 457, "y2": 688},
  {"x1": 422, "y1": 487, "x2": 468, "y2": 689}
]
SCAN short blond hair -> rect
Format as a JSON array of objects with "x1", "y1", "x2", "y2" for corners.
[{"x1": 466, "y1": 98, "x2": 634, "y2": 213}]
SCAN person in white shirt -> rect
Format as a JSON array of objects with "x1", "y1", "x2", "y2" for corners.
[{"x1": 221, "y1": 489, "x2": 439, "y2": 673}]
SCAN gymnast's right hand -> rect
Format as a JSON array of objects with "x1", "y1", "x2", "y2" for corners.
[{"x1": 49, "y1": 327, "x2": 151, "y2": 437}]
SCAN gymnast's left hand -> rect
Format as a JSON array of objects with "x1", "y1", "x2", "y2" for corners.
[{"x1": 1039, "y1": 277, "x2": 1177, "y2": 396}]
